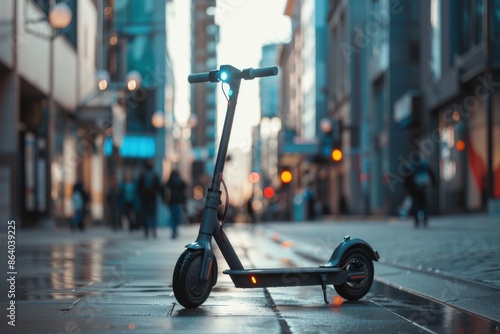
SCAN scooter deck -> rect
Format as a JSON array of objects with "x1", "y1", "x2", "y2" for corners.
[{"x1": 224, "y1": 267, "x2": 365, "y2": 288}]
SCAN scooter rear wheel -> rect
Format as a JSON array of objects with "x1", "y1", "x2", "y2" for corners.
[
  {"x1": 334, "y1": 247, "x2": 374, "y2": 301},
  {"x1": 172, "y1": 250, "x2": 217, "y2": 308}
]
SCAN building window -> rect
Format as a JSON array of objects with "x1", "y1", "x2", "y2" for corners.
[
  {"x1": 430, "y1": 0, "x2": 441, "y2": 80},
  {"x1": 33, "y1": 0, "x2": 50, "y2": 15},
  {"x1": 494, "y1": 0, "x2": 500, "y2": 41},
  {"x1": 371, "y1": 0, "x2": 389, "y2": 71},
  {"x1": 459, "y1": 0, "x2": 483, "y2": 53}
]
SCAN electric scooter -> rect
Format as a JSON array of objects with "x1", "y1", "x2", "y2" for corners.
[{"x1": 172, "y1": 64, "x2": 380, "y2": 308}]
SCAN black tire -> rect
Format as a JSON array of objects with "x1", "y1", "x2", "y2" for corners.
[
  {"x1": 172, "y1": 250, "x2": 216, "y2": 308},
  {"x1": 334, "y1": 247, "x2": 374, "y2": 301}
]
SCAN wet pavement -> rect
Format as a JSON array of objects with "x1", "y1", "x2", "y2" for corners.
[
  {"x1": 264, "y1": 214, "x2": 500, "y2": 323},
  {"x1": 0, "y1": 216, "x2": 499, "y2": 333}
]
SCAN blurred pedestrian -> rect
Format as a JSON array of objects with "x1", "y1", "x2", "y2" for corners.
[
  {"x1": 339, "y1": 194, "x2": 348, "y2": 215},
  {"x1": 246, "y1": 195, "x2": 256, "y2": 224},
  {"x1": 304, "y1": 182, "x2": 317, "y2": 220},
  {"x1": 71, "y1": 180, "x2": 88, "y2": 231},
  {"x1": 404, "y1": 159, "x2": 436, "y2": 228},
  {"x1": 163, "y1": 169, "x2": 187, "y2": 239},
  {"x1": 106, "y1": 175, "x2": 122, "y2": 231},
  {"x1": 138, "y1": 161, "x2": 161, "y2": 238},
  {"x1": 121, "y1": 171, "x2": 138, "y2": 231}
]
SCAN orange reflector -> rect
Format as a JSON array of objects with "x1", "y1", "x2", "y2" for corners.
[
  {"x1": 332, "y1": 296, "x2": 343, "y2": 306},
  {"x1": 251, "y1": 276, "x2": 257, "y2": 284}
]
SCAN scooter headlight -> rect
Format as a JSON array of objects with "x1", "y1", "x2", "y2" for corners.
[{"x1": 219, "y1": 71, "x2": 229, "y2": 82}]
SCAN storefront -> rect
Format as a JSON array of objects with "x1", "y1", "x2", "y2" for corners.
[{"x1": 437, "y1": 77, "x2": 500, "y2": 214}]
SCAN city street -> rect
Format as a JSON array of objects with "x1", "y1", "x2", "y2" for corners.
[
  {"x1": 1, "y1": 215, "x2": 499, "y2": 333},
  {"x1": 2, "y1": 1, "x2": 500, "y2": 333}
]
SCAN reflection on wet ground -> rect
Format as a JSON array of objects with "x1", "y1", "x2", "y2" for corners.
[
  {"x1": 16, "y1": 239, "x2": 129, "y2": 301},
  {"x1": 11, "y1": 229, "x2": 500, "y2": 334},
  {"x1": 369, "y1": 282, "x2": 500, "y2": 333}
]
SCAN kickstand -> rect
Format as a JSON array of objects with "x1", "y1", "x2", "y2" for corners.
[{"x1": 320, "y1": 274, "x2": 329, "y2": 304}]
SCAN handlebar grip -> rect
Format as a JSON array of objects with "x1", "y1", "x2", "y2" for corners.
[
  {"x1": 247, "y1": 66, "x2": 278, "y2": 79},
  {"x1": 188, "y1": 70, "x2": 219, "y2": 83},
  {"x1": 188, "y1": 72, "x2": 211, "y2": 83}
]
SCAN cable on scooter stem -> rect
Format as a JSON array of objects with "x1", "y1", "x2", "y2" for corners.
[{"x1": 219, "y1": 174, "x2": 229, "y2": 242}]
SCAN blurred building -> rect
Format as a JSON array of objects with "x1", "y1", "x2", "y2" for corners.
[
  {"x1": 415, "y1": 0, "x2": 500, "y2": 214},
  {"x1": 99, "y1": 0, "x2": 170, "y2": 169},
  {"x1": 278, "y1": 0, "x2": 329, "y2": 220},
  {"x1": 256, "y1": 44, "x2": 282, "y2": 183},
  {"x1": 0, "y1": 0, "x2": 97, "y2": 226},
  {"x1": 260, "y1": 44, "x2": 281, "y2": 119},
  {"x1": 251, "y1": 44, "x2": 282, "y2": 220},
  {"x1": 327, "y1": 0, "x2": 369, "y2": 215},
  {"x1": 84, "y1": 0, "x2": 173, "y2": 226},
  {"x1": 277, "y1": 0, "x2": 500, "y2": 218},
  {"x1": 0, "y1": 0, "x2": 173, "y2": 228},
  {"x1": 190, "y1": 0, "x2": 219, "y2": 193}
]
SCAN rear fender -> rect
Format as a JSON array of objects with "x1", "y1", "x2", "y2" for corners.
[{"x1": 320, "y1": 236, "x2": 379, "y2": 268}]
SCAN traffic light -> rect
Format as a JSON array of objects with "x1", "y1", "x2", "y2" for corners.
[
  {"x1": 263, "y1": 187, "x2": 275, "y2": 199},
  {"x1": 280, "y1": 170, "x2": 293, "y2": 184},
  {"x1": 318, "y1": 118, "x2": 343, "y2": 164},
  {"x1": 331, "y1": 148, "x2": 343, "y2": 162}
]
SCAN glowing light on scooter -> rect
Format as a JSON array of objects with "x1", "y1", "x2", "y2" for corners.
[
  {"x1": 332, "y1": 296, "x2": 344, "y2": 307},
  {"x1": 251, "y1": 276, "x2": 257, "y2": 284},
  {"x1": 219, "y1": 71, "x2": 228, "y2": 82}
]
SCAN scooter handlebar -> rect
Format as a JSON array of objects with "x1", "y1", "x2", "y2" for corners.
[
  {"x1": 244, "y1": 66, "x2": 279, "y2": 80},
  {"x1": 188, "y1": 66, "x2": 278, "y2": 83},
  {"x1": 188, "y1": 72, "x2": 210, "y2": 83},
  {"x1": 188, "y1": 70, "x2": 219, "y2": 83}
]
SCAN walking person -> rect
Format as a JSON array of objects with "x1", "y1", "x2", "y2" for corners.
[
  {"x1": 246, "y1": 195, "x2": 256, "y2": 224},
  {"x1": 121, "y1": 171, "x2": 138, "y2": 231},
  {"x1": 163, "y1": 169, "x2": 187, "y2": 239},
  {"x1": 404, "y1": 159, "x2": 436, "y2": 228},
  {"x1": 71, "y1": 180, "x2": 89, "y2": 231},
  {"x1": 106, "y1": 175, "x2": 122, "y2": 231},
  {"x1": 138, "y1": 161, "x2": 161, "y2": 238}
]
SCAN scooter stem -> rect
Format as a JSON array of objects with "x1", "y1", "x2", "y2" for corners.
[
  {"x1": 209, "y1": 69, "x2": 241, "y2": 191},
  {"x1": 187, "y1": 66, "x2": 245, "y2": 281}
]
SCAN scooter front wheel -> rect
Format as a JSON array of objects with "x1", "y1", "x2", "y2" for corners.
[
  {"x1": 172, "y1": 250, "x2": 217, "y2": 308},
  {"x1": 334, "y1": 247, "x2": 374, "y2": 301}
]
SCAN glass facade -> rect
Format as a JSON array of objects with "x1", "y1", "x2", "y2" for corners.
[
  {"x1": 113, "y1": 0, "x2": 164, "y2": 134},
  {"x1": 371, "y1": 0, "x2": 389, "y2": 72},
  {"x1": 495, "y1": 0, "x2": 500, "y2": 41},
  {"x1": 459, "y1": 0, "x2": 483, "y2": 53},
  {"x1": 430, "y1": 0, "x2": 441, "y2": 80}
]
